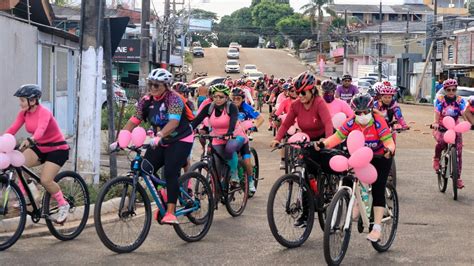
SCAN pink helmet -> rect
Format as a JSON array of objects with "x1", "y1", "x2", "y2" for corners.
[
  {"x1": 443, "y1": 78, "x2": 458, "y2": 88},
  {"x1": 374, "y1": 81, "x2": 397, "y2": 95}
]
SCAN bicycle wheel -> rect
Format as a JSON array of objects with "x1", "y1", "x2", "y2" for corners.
[
  {"x1": 372, "y1": 183, "x2": 399, "y2": 252},
  {"x1": 450, "y1": 147, "x2": 458, "y2": 201},
  {"x1": 250, "y1": 147, "x2": 259, "y2": 190},
  {"x1": 437, "y1": 153, "x2": 448, "y2": 192},
  {"x1": 188, "y1": 162, "x2": 216, "y2": 207},
  {"x1": 225, "y1": 160, "x2": 249, "y2": 217},
  {"x1": 174, "y1": 172, "x2": 214, "y2": 242},
  {"x1": 94, "y1": 176, "x2": 152, "y2": 253},
  {"x1": 388, "y1": 158, "x2": 397, "y2": 188},
  {"x1": 44, "y1": 171, "x2": 90, "y2": 241},
  {"x1": 284, "y1": 145, "x2": 291, "y2": 174},
  {"x1": 317, "y1": 174, "x2": 339, "y2": 231},
  {"x1": 0, "y1": 181, "x2": 27, "y2": 251},
  {"x1": 323, "y1": 189, "x2": 352, "y2": 266},
  {"x1": 267, "y1": 174, "x2": 315, "y2": 248}
]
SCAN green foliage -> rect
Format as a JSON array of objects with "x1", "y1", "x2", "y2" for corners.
[
  {"x1": 190, "y1": 8, "x2": 218, "y2": 21},
  {"x1": 216, "y1": 32, "x2": 259, "y2": 47},
  {"x1": 184, "y1": 51, "x2": 193, "y2": 65},
  {"x1": 54, "y1": 0, "x2": 70, "y2": 7},
  {"x1": 251, "y1": 0, "x2": 294, "y2": 35},
  {"x1": 215, "y1": 7, "x2": 260, "y2": 47},
  {"x1": 300, "y1": 0, "x2": 332, "y2": 34},
  {"x1": 101, "y1": 103, "x2": 150, "y2": 131},
  {"x1": 276, "y1": 14, "x2": 312, "y2": 50}
]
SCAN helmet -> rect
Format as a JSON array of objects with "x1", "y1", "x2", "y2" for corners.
[
  {"x1": 279, "y1": 78, "x2": 286, "y2": 84},
  {"x1": 293, "y1": 71, "x2": 316, "y2": 93},
  {"x1": 443, "y1": 78, "x2": 458, "y2": 88},
  {"x1": 226, "y1": 80, "x2": 234, "y2": 87},
  {"x1": 172, "y1": 82, "x2": 189, "y2": 94},
  {"x1": 342, "y1": 74, "x2": 352, "y2": 81},
  {"x1": 350, "y1": 93, "x2": 374, "y2": 111},
  {"x1": 14, "y1": 84, "x2": 42, "y2": 99},
  {"x1": 373, "y1": 82, "x2": 385, "y2": 95},
  {"x1": 148, "y1": 68, "x2": 173, "y2": 84},
  {"x1": 378, "y1": 83, "x2": 397, "y2": 95},
  {"x1": 258, "y1": 76, "x2": 264, "y2": 81},
  {"x1": 282, "y1": 83, "x2": 293, "y2": 90},
  {"x1": 232, "y1": 87, "x2": 246, "y2": 98},
  {"x1": 468, "y1": 96, "x2": 474, "y2": 106},
  {"x1": 273, "y1": 79, "x2": 279, "y2": 84},
  {"x1": 210, "y1": 83, "x2": 230, "y2": 96},
  {"x1": 236, "y1": 79, "x2": 245, "y2": 86},
  {"x1": 321, "y1": 80, "x2": 337, "y2": 92}
]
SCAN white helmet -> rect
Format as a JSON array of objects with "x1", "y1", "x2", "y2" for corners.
[{"x1": 148, "y1": 68, "x2": 173, "y2": 84}]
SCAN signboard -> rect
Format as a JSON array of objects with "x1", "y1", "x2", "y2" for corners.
[
  {"x1": 113, "y1": 39, "x2": 140, "y2": 62},
  {"x1": 189, "y1": 18, "x2": 212, "y2": 32}
]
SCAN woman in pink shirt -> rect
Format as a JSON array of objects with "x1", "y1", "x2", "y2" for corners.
[
  {"x1": 5, "y1": 84, "x2": 70, "y2": 224},
  {"x1": 321, "y1": 79, "x2": 354, "y2": 118}
]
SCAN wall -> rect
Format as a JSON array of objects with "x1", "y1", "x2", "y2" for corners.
[{"x1": 0, "y1": 15, "x2": 38, "y2": 133}]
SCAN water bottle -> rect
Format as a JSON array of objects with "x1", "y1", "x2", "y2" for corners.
[
  {"x1": 156, "y1": 185, "x2": 168, "y2": 203},
  {"x1": 308, "y1": 175, "x2": 318, "y2": 195},
  {"x1": 360, "y1": 184, "x2": 371, "y2": 217}
]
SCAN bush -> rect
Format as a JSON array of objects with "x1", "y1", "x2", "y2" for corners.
[{"x1": 101, "y1": 103, "x2": 151, "y2": 131}]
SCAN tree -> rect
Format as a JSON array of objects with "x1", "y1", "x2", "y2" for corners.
[
  {"x1": 252, "y1": 0, "x2": 294, "y2": 36},
  {"x1": 215, "y1": 7, "x2": 260, "y2": 47},
  {"x1": 53, "y1": 0, "x2": 70, "y2": 6},
  {"x1": 188, "y1": 9, "x2": 218, "y2": 47},
  {"x1": 300, "y1": 0, "x2": 332, "y2": 34},
  {"x1": 276, "y1": 14, "x2": 312, "y2": 53}
]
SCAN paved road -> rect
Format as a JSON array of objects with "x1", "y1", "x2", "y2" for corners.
[{"x1": 2, "y1": 48, "x2": 474, "y2": 265}]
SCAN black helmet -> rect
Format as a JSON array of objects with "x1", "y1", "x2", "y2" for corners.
[
  {"x1": 172, "y1": 82, "x2": 189, "y2": 94},
  {"x1": 14, "y1": 84, "x2": 42, "y2": 99},
  {"x1": 293, "y1": 71, "x2": 316, "y2": 93},
  {"x1": 232, "y1": 87, "x2": 246, "y2": 98},
  {"x1": 342, "y1": 74, "x2": 352, "y2": 81},
  {"x1": 350, "y1": 93, "x2": 374, "y2": 112},
  {"x1": 321, "y1": 80, "x2": 336, "y2": 92}
]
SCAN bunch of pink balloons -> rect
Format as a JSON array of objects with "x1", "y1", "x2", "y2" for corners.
[
  {"x1": 332, "y1": 112, "x2": 347, "y2": 129},
  {"x1": 329, "y1": 130, "x2": 378, "y2": 184},
  {"x1": 441, "y1": 116, "x2": 471, "y2": 144},
  {"x1": 117, "y1": 127, "x2": 147, "y2": 148},
  {"x1": 0, "y1": 134, "x2": 25, "y2": 169}
]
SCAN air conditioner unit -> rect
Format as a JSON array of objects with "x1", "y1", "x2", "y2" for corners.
[{"x1": 448, "y1": 3, "x2": 455, "y2": 8}]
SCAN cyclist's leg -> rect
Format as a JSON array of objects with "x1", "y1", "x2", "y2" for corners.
[
  {"x1": 368, "y1": 156, "x2": 392, "y2": 240},
  {"x1": 433, "y1": 130, "x2": 446, "y2": 170},
  {"x1": 39, "y1": 149, "x2": 69, "y2": 196},
  {"x1": 214, "y1": 144, "x2": 238, "y2": 181},
  {"x1": 239, "y1": 143, "x2": 252, "y2": 176},
  {"x1": 17, "y1": 148, "x2": 42, "y2": 195},
  {"x1": 456, "y1": 133, "x2": 462, "y2": 177}
]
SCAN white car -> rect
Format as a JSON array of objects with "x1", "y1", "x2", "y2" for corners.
[
  {"x1": 247, "y1": 71, "x2": 264, "y2": 82},
  {"x1": 227, "y1": 48, "x2": 239, "y2": 59},
  {"x1": 224, "y1": 60, "x2": 240, "y2": 73},
  {"x1": 243, "y1": 64, "x2": 258, "y2": 75},
  {"x1": 101, "y1": 80, "x2": 128, "y2": 109}
]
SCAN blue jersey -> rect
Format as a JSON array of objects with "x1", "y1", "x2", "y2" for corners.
[{"x1": 238, "y1": 102, "x2": 260, "y2": 121}]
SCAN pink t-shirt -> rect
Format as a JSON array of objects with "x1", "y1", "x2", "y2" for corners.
[
  {"x1": 275, "y1": 97, "x2": 295, "y2": 116},
  {"x1": 327, "y1": 98, "x2": 354, "y2": 118},
  {"x1": 6, "y1": 105, "x2": 68, "y2": 153},
  {"x1": 197, "y1": 98, "x2": 212, "y2": 115},
  {"x1": 275, "y1": 92, "x2": 288, "y2": 110}
]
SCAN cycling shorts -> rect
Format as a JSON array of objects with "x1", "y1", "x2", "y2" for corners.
[{"x1": 31, "y1": 146, "x2": 69, "y2": 167}]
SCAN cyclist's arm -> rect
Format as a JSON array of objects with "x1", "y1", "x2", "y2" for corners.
[
  {"x1": 274, "y1": 99, "x2": 287, "y2": 116},
  {"x1": 32, "y1": 108, "x2": 52, "y2": 140},
  {"x1": 159, "y1": 94, "x2": 185, "y2": 137},
  {"x1": 245, "y1": 89, "x2": 254, "y2": 106},
  {"x1": 5, "y1": 111, "x2": 26, "y2": 135},
  {"x1": 275, "y1": 104, "x2": 297, "y2": 141},
  {"x1": 254, "y1": 115, "x2": 264, "y2": 128},
  {"x1": 227, "y1": 103, "x2": 239, "y2": 135},
  {"x1": 463, "y1": 109, "x2": 474, "y2": 124},
  {"x1": 392, "y1": 105, "x2": 408, "y2": 128}
]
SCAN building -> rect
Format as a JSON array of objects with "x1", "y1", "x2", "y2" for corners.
[
  {"x1": 423, "y1": 0, "x2": 469, "y2": 16},
  {"x1": 0, "y1": 0, "x2": 79, "y2": 136}
]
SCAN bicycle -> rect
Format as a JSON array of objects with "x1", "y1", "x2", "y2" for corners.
[
  {"x1": 387, "y1": 122, "x2": 409, "y2": 188},
  {"x1": 0, "y1": 149, "x2": 90, "y2": 251},
  {"x1": 188, "y1": 135, "x2": 249, "y2": 217},
  {"x1": 256, "y1": 91, "x2": 265, "y2": 113},
  {"x1": 94, "y1": 144, "x2": 214, "y2": 253},
  {"x1": 323, "y1": 154, "x2": 399, "y2": 265},
  {"x1": 267, "y1": 139, "x2": 343, "y2": 248}
]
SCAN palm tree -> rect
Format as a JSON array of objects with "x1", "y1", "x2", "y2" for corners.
[{"x1": 300, "y1": 0, "x2": 333, "y2": 35}]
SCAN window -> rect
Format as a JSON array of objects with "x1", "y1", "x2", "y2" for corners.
[
  {"x1": 447, "y1": 45, "x2": 454, "y2": 60},
  {"x1": 352, "y1": 13, "x2": 363, "y2": 21},
  {"x1": 56, "y1": 50, "x2": 69, "y2": 92},
  {"x1": 389, "y1": 14, "x2": 398, "y2": 21},
  {"x1": 41, "y1": 46, "x2": 51, "y2": 102}
]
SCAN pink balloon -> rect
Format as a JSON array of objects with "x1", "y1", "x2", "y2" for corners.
[
  {"x1": 8, "y1": 150, "x2": 25, "y2": 167},
  {"x1": 0, "y1": 134, "x2": 16, "y2": 153},
  {"x1": 347, "y1": 130, "x2": 365, "y2": 155},
  {"x1": 332, "y1": 112, "x2": 347, "y2": 129},
  {"x1": 287, "y1": 126, "x2": 296, "y2": 135},
  {"x1": 278, "y1": 114, "x2": 287, "y2": 123},
  {"x1": 288, "y1": 132, "x2": 310, "y2": 143},
  {"x1": 118, "y1": 130, "x2": 132, "y2": 148},
  {"x1": 131, "y1": 127, "x2": 147, "y2": 147},
  {"x1": 0, "y1": 153, "x2": 11, "y2": 170},
  {"x1": 454, "y1": 121, "x2": 471, "y2": 134},
  {"x1": 329, "y1": 155, "x2": 349, "y2": 172},
  {"x1": 443, "y1": 129, "x2": 456, "y2": 144},
  {"x1": 442, "y1": 116, "x2": 455, "y2": 130},
  {"x1": 348, "y1": 147, "x2": 373, "y2": 168},
  {"x1": 240, "y1": 120, "x2": 254, "y2": 131},
  {"x1": 354, "y1": 164, "x2": 378, "y2": 184}
]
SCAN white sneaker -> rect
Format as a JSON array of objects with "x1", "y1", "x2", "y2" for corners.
[
  {"x1": 249, "y1": 179, "x2": 256, "y2": 193},
  {"x1": 53, "y1": 203, "x2": 70, "y2": 224}
]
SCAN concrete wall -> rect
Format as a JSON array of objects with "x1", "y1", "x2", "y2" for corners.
[{"x1": 0, "y1": 16, "x2": 38, "y2": 133}]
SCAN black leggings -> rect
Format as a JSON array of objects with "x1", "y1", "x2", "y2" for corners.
[
  {"x1": 144, "y1": 141, "x2": 193, "y2": 205},
  {"x1": 368, "y1": 156, "x2": 392, "y2": 207}
]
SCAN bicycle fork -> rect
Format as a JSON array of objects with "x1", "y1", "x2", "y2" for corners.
[{"x1": 0, "y1": 172, "x2": 14, "y2": 215}]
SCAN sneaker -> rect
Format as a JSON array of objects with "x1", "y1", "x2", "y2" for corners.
[
  {"x1": 249, "y1": 178, "x2": 256, "y2": 194},
  {"x1": 367, "y1": 228, "x2": 381, "y2": 242},
  {"x1": 248, "y1": 135, "x2": 254, "y2": 141},
  {"x1": 457, "y1": 179, "x2": 465, "y2": 189},
  {"x1": 230, "y1": 173, "x2": 240, "y2": 184},
  {"x1": 433, "y1": 158, "x2": 440, "y2": 172},
  {"x1": 267, "y1": 127, "x2": 272, "y2": 131},
  {"x1": 294, "y1": 216, "x2": 307, "y2": 228},
  {"x1": 161, "y1": 212, "x2": 179, "y2": 225},
  {"x1": 53, "y1": 203, "x2": 70, "y2": 224},
  {"x1": 279, "y1": 160, "x2": 285, "y2": 170}
]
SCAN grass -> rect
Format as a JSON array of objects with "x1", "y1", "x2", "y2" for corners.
[{"x1": 185, "y1": 51, "x2": 193, "y2": 65}]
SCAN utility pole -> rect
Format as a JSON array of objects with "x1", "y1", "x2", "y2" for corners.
[
  {"x1": 76, "y1": 0, "x2": 104, "y2": 184},
  {"x1": 164, "y1": 0, "x2": 171, "y2": 67},
  {"x1": 343, "y1": 9, "x2": 348, "y2": 75},
  {"x1": 377, "y1": 0, "x2": 383, "y2": 82},
  {"x1": 139, "y1": 0, "x2": 151, "y2": 95},
  {"x1": 431, "y1": 0, "x2": 438, "y2": 102},
  {"x1": 405, "y1": 11, "x2": 410, "y2": 54}
]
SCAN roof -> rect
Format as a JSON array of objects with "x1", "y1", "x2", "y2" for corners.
[
  {"x1": 328, "y1": 4, "x2": 433, "y2": 14},
  {"x1": 357, "y1": 21, "x2": 427, "y2": 34}
]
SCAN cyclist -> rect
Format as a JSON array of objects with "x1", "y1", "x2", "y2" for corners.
[
  {"x1": 267, "y1": 79, "x2": 286, "y2": 131},
  {"x1": 5, "y1": 84, "x2": 70, "y2": 224},
  {"x1": 270, "y1": 71, "x2": 333, "y2": 178},
  {"x1": 244, "y1": 79, "x2": 255, "y2": 100},
  {"x1": 173, "y1": 82, "x2": 195, "y2": 172},
  {"x1": 112, "y1": 68, "x2": 194, "y2": 224},
  {"x1": 254, "y1": 77, "x2": 267, "y2": 102},
  {"x1": 321, "y1": 79, "x2": 354, "y2": 118},
  {"x1": 275, "y1": 82, "x2": 291, "y2": 111},
  {"x1": 317, "y1": 93, "x2": 395, "y2": 242},
  {"x1": 335, "y1": 74, "x2": 359, "y2": 104},
  {"x1": 373, "y1": 82, "x2": 409, "y2": 131},
  {"x1": 196, "y1": 81, "x2": 208, "y2": 108},
  {"x1": 242, "y1": 80, "x2": 255, "y2": 107},
  {"x1": 463, "y1": 96, "x2": 474, "y2": 125},
  {"x1": 431, "y1": 78, "x2": 467, "y2": 189},
  {"x1": 191, "y1": 84, "x2": 248, "y2": 186},
  {"x1": 274, "y1": 84, "x2": 298, "y2": 117}
]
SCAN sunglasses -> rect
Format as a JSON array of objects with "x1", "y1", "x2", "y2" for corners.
[
  {"x1": 445, "y1": 88, "x2": 457, "y2": 92},
  {"x1": 289, "y1": 90, "x2": 296, "y2": 93},
  {"x1": 299, "y1": 91, "x2": 308, "y2": 96},
  {"x1": 148, "y1": 82, "x2": 161, "y2": 88},
  {"x1": 213, "y1": 95, "x2": 226, "y2": 99},
  {"x1": 355, "y1": 110, "x2": 370, "y2": 115},
  {"x1": 233, "y1": 97, "x2": 243, "y2": 101}
]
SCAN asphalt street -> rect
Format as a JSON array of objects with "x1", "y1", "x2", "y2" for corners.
[{"x1": 2, "y1": 48, "x2": 473, "y2": 265}]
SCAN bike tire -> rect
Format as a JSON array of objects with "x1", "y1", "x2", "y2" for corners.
[
  {"x1": 188, "y1": 162, "x2": 217, "y2": 208},
  {"x1": 450, "y1": 147, "x2": 458, "y2": 201},
  {"x1": 372, "y1": 183, "x2": 399, "y2": 252},
  {"x1": 225, "y1": 160, "x2": 249, "y2": 217},
  {"x1": 94, "y1": 177, "x2": 152, "y2": 253},
  {"x1": 284, "y1": 145, "x2": 291, "y2": 174},
  {"x1": 317, "y1": 174, "x2": 339, "y2": 232},
  {"x1": 44, "y1": 171, "x2": 90, "y2": 241},
  {"x1": 173, "y1": 172, "x2": 214, "y2": 242},
  {"x1": 323, "y1": 189, "x2": 352, "y2": 266},
  {"x1": 388, "y1": 158, "x2": 397, "y2": 188},
  {"x1": 267, "y1": 174, "x2": 315, "y2": 248},
  {"x1": 0, "y1": 182, "x2": 27, "y2": 251},
  {"x1": 250, "y1": 147, "x2": 260, "y2": 189},
  {"x1": 438, "y1": 155, "x2": 448, "y2": 193}
]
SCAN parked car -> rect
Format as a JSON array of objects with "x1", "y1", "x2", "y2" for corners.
[
  {"x1": 227, "y1": 48, "x2": 239, "y2": 59},
  {"x1": 358, "y1": 76, "x2": 377, "y2": 85},
  {"x1": 366, "y1": 73, "x2": 388, "y2": 79},
  {"x1": 266, "y1": 42, "x2": 276, "y2": 49},
  {"x1": 188, "y1": 76, "x2": 226, "y2": 92},
  {"x1": 243, "y1": 64, "x2": 258, "y2": 75},
  {"x1": 192, "y1": 46, "x2": 204, "y2": 57},
  {"x1": 101, "y1": 80, "x2": 128, "y2": 109},
  {"x1": 229, "y1": 42, "x2": 241, "y2": 51},
  {"x1": 247, "y1": 71, "x2": 264, "y2": 82},
  {"x1": 357, "y1": 81, "x2": 372, "y2": 94},
  {"x1": 224, "y1": 60, "x2": 240, "y2": 73}
]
